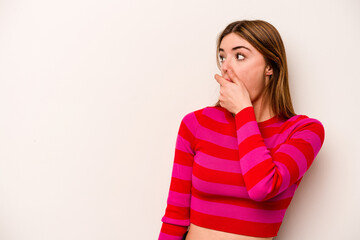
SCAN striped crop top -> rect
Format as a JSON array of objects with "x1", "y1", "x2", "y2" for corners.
[{"x1": 158, "y1": 105, "x2": 325, "y2": 239}]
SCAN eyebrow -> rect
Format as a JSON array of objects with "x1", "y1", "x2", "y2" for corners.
[{"x1": 219, "y1": 46, "x2": 251, "y2": 52}]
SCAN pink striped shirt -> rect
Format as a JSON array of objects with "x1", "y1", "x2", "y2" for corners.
[{"x1": 159, "y1": 105, "x2": 325, "y2": 239}]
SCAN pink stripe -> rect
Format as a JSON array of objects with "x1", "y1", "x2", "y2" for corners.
[
  {"x1": 264, "y1": 117, "x2": 307, "y2": 145},
  {"x1": 159, "y1": 232, "x2": 183, "y2": 240},
  {"x1": 171, "y1": 163, "x2": 192, "y2": 181},
  {"x1": 194, "y1": 152, "x2": 241, "y2": 173},
  {"x1": 273, "y1": 161, "x2": 291, "y2": 193},
  {"x1": 191, "y1": 196, "x2": 286, "y2": 223},
  {"x1": 192, "y1": 175, "x2": 249, "y2": 198},
  {"x1": 161, "y1": 216, "x2": 190, "y2": 226},
  {"x1": 276, "y1": 127, "x2": 296, "y2": 143},
  {"x1": 197, "y1": 126, "x2": 237, "y2": 149},
  {"x1": 295, "y1": 129, "x2": 322, "y2": 153},
  {"x1": 203, "y1": 107, "x2": 229, "y2": 124},
  {"x1": 259, "y1": 125, "x2": 300, "y2": 150},
  {"x1": 263, "y1": 134, "x2": 278, "y2": 148},
  {"x1": 264, "y1": 120, "x2": 287, "y2": 128},
  {"x1": 277, "y1": 144, "x2": 307, "y2": 177},
  {"x1": 276, "y1": 117, "x2": 317, "y2": 145},
  {"x1": 248, "y1": 162, "x2": 290, "y2": 201},
  {"x1": 182, "y1": 112, "x2": 198, "y2": 137},
  {"x1": 236, "y1": 121, "x2": 259, "y2": 143},
  {"x1": 240, "y1": 146, "x2": 269, "y2": 174},
  {"x1": 176, "y1": 135, "x2": 194, "y2": 154},
  {"x1": 268, "y1": 184, "x2": 297, "y2": 201},
  {"x1": 167, "y1": 190, "x2": 191, "y2": 207},
  {"x1": 263, "y1": 129, "x2": 293, "y2": 147},
  {"x1": 290, "y1": 115, "x2": 304, "y2": 122},
  {"x1": 248, "y1": 168, "x2": 276, "y2": 201}
]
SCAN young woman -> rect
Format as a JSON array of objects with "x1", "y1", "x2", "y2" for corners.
[{"x1": 158, "y1": 20, "x2": 325, "y2": 240}]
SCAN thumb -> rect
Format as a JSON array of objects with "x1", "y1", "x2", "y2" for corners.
[{"x1": 214, "y1": 74, "x2": 228, "y2": 86}]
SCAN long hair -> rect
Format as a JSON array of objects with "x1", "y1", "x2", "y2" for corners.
[{"x1": 213, "y1": 20, "x2": 296, "y2": 120}]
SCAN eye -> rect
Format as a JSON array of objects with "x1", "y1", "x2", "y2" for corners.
[
  {"x1": 236, "y1": 53, "x2": 245, "y2": 60},
  {"x1": 219, "y1": 55, "x2": 225, "y2": 63}
]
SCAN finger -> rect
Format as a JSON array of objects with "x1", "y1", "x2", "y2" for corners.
[
  {"x1": 228, "y1": 69, "x2": 240, "y2": 84},
  {"x1": 214, "y1": 74, "x2": 227, "y2": 86},
  {"x1": 220, "y1": 73, "x2": 233, "y2": 83}
]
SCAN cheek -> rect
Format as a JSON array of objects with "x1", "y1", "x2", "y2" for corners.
[
  {"x1": 235, "y1": 66, "x2": 260, "y2": 86},
  {"x1": 235, "y1": 64, "x2": 266, "y2": 93}
]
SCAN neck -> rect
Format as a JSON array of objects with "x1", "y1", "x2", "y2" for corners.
[{"x1": 251, "y1": 95, "x2": 274, "y2": 123}]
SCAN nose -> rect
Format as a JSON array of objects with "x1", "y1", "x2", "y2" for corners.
[{"x1": 220, "y1": 58, "x2": 232, "y2": 77}]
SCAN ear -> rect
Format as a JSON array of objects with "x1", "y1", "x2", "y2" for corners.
[{"x1": 265, "y1": 64, "x2": 273, "y2": 76}]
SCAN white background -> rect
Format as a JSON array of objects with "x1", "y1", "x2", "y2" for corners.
[{"x1": 0, "y1": 0, "x2": 359, "y2": 239}]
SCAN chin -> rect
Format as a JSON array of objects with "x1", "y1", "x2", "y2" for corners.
[{"x1": 249, "y1": 92, "x2": 263, "y2": 104}]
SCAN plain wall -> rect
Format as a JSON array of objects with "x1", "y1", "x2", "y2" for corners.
[{"x1": 0, "y1": 0, "x2": 359, "y2": 239}]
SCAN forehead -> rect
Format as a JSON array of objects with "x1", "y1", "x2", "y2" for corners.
[{"x1": 219, "y1": 33, "x2": 253, "y2": 50}]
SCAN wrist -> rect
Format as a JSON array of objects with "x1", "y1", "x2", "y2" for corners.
[{"x1": 234, "y1": 104, "x2": 253, "y2": 115}]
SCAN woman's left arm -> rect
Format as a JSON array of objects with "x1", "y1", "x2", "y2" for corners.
[{"x1": 235, "y1": 106, "x2": 325, "y2": 202}]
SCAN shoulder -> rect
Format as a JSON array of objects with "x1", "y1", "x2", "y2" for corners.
[
  {"x1": 181, "y1": 105, "x2": 228, "y2": 124},
  {"x1": 182, "y1": 106, "x2": 207, "y2": 118},
  {"x1": 286, "y1": 114, "x2": 325, "y2": 143},
  {"x1": 291, "y1": 114, "x2": 324, "y2": 131},
  {"x1": 181, "y1": 105, "x2": 217, "y2": 121},
  {"x1": 178, "y1": 106, "x2": 209, "y2": 137},
  {"x1": 179, "y1": 105, "x2": 224, "y2": 134}
]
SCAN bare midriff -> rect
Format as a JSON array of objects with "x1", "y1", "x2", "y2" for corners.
[{"x1": 185, "y1": 223, "x2": 273, "y2": 240}]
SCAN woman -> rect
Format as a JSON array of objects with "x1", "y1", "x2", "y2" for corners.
[{"x1": 158, "y1": 20, "x2": 325, "y2": 240}]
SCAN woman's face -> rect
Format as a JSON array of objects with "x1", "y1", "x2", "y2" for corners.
[{"x1": 218, "y1": 32, "x2": 272, "y2": 103}]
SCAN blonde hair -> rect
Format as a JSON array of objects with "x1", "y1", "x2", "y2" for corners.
[{"x1": 214, "y1": 20, "x2": 296, "y2": 120}]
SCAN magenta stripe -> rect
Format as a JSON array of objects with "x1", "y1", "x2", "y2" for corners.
[
  {"x1": 277, "y1": 144, "x2": 307, "y2": 177},
  {"x1": 182, "y1": 112, "x2": 198, "y2": 136},
  {"x1": 275, "y1": 118, "x2": 317, "y2": 144},
  {"x1": 194, "y1": 152, "x2": 241, "y2": 173},
  {"x1": 264, "y1": 120, "x2": 287, "y2": 128},
  {"x1": 240, "y1": 146, "x2": 270, "y2": 174},
  {"x1": 161, "y1": 216, "x2": 190, "y2": 226},
  {"x1": 290, "y1": 115, "x2": 304, "y2": 122},
  {"x1": 260, "y1": 126, "x2": 298, "y2": 149},
  {"x1": 197, "y1": 126, "x2": 237, "y2": 149},
  {"x1": 248, "y1": 162, "x2": 291, "y2": 201},
  {"x1": 171, "y1": 163, "x2": 192, "y2": 181},
  {"x1": 203, "y1": 108, "x2": 229, "y2": 124},
  {"x1": 267, "y1": 120, "x2": 307, "y2": 144},
  {"x1": 167, "y1": 190, "x2": 191, "y2": 207},
  {"x1": 176, "y1": 135, "x2": 194, "y2": 154},
  {"x1": 277, "y1": 127, "x2": 297, "y2": 143},
  {"x1": 191, "y1": 196, "x2": 286, "y2": 223},
  {"x1": 263, "y1": 135, "x2": 277, "y2": 148},
  {"x1": 159, "y1": 232, "x2": 183, "y2": 240},
  {"x1": 272, "y1": 161, "x2": 291, "y2": 193},
  {"x1": 268, "y1": 184, "x2": 297, "y2": 201},
  {"x1": 295, "y1": 129, "x2": 322, "y2": 153},
  {"x1": 236, "y1": 121, "x2": 259, "y2": 142},
  {"x1": 192, "y1": 175, "x2": 249, "y2": 198},
  {"x1": 266, "y1": 130, "x2": 292, "y2": 145},
  {"x1": 248, "y1": 168, "x2": 276, "y2": 201}
]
